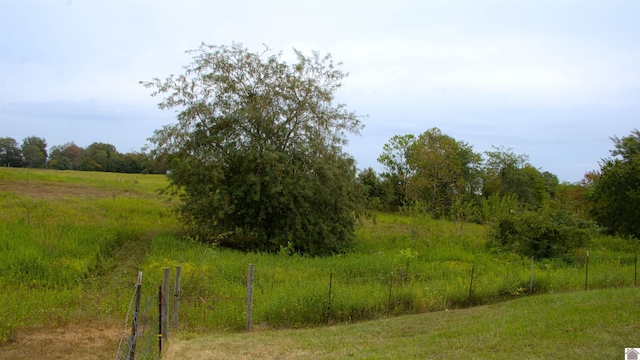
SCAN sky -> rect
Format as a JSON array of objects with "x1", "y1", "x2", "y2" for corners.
[{"x1": 1, "y1": 0, "x2": 638, "y2": 183}]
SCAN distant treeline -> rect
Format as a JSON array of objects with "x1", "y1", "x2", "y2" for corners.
[{"x1": 0, "y1": 136, "x2": 168, "y2": 174}]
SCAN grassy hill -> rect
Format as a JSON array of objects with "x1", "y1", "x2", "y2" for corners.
[{"x1": 0, "y1": 167, "x2": 637, "y2": 359}]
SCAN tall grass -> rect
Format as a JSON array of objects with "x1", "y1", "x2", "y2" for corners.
[
  {"x1": 140, "y1": 212, "x2": 639, "y2": 333},
  {"x1": 1, "y1": 167, "x2": 637, "y2": 345},
  {"x1": 0, "y1": 168, "x2": 177, "y2": 343}
]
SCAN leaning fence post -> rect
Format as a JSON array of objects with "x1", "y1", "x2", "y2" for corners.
[
  {"x1": 246, "y1": 264, "x2": 255, "y2": 331},
  {"x1": 172, "y1": 266, "x2": 181, "y2": 329},
  {"x1": 162, "y1": 267, "x2": 170, "y2": 341},
  {"x1": 529, "y1": 256, "x2": 534, "y2": 294},
  {"x1": 127, "y1": 271, "x2": 143, "y2": 360}
]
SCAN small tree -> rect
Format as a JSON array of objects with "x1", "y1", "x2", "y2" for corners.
[{"x1": 142, "y1": 43, "x2": 363, "y2": 255}]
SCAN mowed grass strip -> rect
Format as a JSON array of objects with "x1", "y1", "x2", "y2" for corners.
[{"x1": 163, "y1": 287, "x2": 639, "y2": 360}]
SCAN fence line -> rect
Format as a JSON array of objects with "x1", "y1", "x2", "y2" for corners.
[{"x1": 118, "y1": 252, "x2": 639, "y2": 359}]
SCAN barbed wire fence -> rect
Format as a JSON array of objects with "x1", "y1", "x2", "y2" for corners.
[{"x1": 114, "y1": 251, "x2": 638, "y2": 358}]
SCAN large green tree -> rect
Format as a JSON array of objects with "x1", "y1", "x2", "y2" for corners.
[
  {"x1": 143, "y1": 43, "x2": 363, "y2": 255},
  {"x1": 406, "y1": 128, "x2": 482, "y2": 217},
  {"x1": 588, "y1": 129, "x2": 640, "y2": 238},
  {"x1": 81, "y1": 142, "x2": 118, "y2": 171},
  {"x1": 21, "y1": 136, "x2": 47, "y2": 168},
  {"x1": 0, "y1": 137, "x2": 23, "y2": 167},
  {"x1": 48, "y1": 142, "x2": 83, "y2": 170}
]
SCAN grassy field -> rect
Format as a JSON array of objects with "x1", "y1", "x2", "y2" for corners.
[
  {"x1": 162, "y1": 287, "x2": 640, "y2": 359},
  {"x1": 0, "y1": 168, "x2": 178, "y2": 351},
  {"x1": 0, "y1": 167, "x2": 637, "y2": 359}
]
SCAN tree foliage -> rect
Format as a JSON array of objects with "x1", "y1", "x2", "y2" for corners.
[
  {"x1": 356, "y1": 167, "x2": 393, "y2": 212},
  {"x1": 482, "y1": 146, "x2": 545, "y2": 206},
  {"x1": 48, "y1": 142, "x2": 83, "y2": 170},
  {"x1": 377, "y1": 134, "x2": 415, "y2": 209},
  {"x1": 142, "y1": 43, "x2": 363, "y2": 255},
  {"x1": 0, "y1": 137, "x2": 23, "y2": 167},
  {"x1": 489, "y1": 206, "x2": 597, "y2": 259},
  {"x1": 81, "y1": 142, "x2": 119, "y2": 171},
  {"x1": 21, "y1": 136, "x2": 47, "y2": 168},
  {"x1": 588, "y1": 129, "x2": 640, "y2": 238},
  {"x1": 406, "y1": 128, "x2": 482, "y2": 217}
]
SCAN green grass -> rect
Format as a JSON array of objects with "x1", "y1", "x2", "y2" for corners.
[
  {"x1": 0, "y1": 167, "x2": 177, "y2": 343},
  {"x1": 140, "y1": 212, "x2": 639, "y2": 333},
  {"x1": 162, "y1": 287, "x2": 640, "y2": 359},
  {"x1": 0, "y1": 166, "x2": 638, "y2": 354}
]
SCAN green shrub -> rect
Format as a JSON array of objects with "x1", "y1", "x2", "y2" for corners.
[{"x1": 489, "y1": 207, "x2": 599, "y2": 258}]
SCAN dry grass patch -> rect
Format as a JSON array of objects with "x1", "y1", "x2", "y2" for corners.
[{"x1": 0, "y1": 323, "x2": 122, "y2": 360}]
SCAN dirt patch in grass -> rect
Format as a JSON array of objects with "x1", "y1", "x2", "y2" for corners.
[
  {"x1": 0, "y1": 323, "x2": 123, "y2": 360},
  {"x1": 0, "y1": 180, "x2": 124, "y2": 200}
]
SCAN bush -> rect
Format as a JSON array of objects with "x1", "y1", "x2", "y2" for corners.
[{"x1": 489, "y1": 207, "x2": 600, "y2": 259}]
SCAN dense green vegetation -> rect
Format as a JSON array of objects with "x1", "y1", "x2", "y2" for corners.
[
  {"x1": 588, "y1": 129, "x2": 640, "y2": 239},
  {"x1": 142, "y1": 43, "x2": 364, "y2": 255}
]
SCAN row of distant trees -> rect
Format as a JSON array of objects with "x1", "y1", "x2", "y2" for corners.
[
  {"x1": 360, "y1": 128, "x2": 561, "y2": 216},
  {"x1": 0, "y1": 136, "x2": 169, "y2": 174},
  {"x1": 356, "y1": 128, "x2": 639, "y2": 250}
]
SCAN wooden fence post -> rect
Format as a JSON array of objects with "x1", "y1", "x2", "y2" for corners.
[
  {"x1": 162, "y1": 267, "x2": 169, "y2": 341},
  {"x1": 172, "y1": 266, "x2": 181, "y2": 329},
  {"x1": 246, "y1": 264, "x2": 255, "y2": 331}
]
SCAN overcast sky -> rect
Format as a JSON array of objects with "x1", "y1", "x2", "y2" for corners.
[{"x1": 1, "y1": 0, "x2": 638, "y2": 182}]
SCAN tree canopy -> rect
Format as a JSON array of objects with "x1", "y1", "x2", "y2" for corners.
[
  {"x1": 588, "y1": 129, "x2": 640, "y2": 238},
  {"x1": 0, "y1": 137, "x2": 23, "y2": 167},
  {"x1": 407, "y1": 128, "x2": 482, "y2": 217},
  {"x1": 142, "y1": 43, "x2": 363, "y2": 255},
  {"x1": 21, "y1": 136, "x2": 47, "y2": 168}
]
